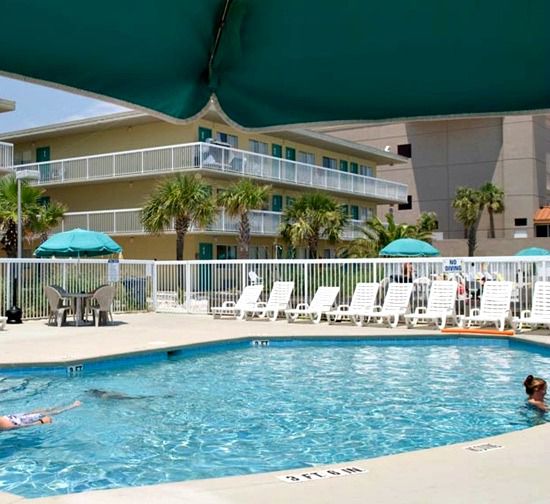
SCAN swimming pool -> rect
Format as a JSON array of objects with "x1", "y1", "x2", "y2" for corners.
[{"x1": 0, "y1": 337, "x2": 548, "y2": 498}]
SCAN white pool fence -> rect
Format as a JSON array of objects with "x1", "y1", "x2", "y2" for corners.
[{"x1": 0, "y1": 257, "x2": 548, "y2": 321}]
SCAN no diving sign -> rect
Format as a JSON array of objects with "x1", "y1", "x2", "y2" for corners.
[
  {"x1": 278, "y1": 466, "x2": 367, "y2": 483},
  {"x1": 443, "y1": 258, "x2": 463, "y2": 274}
]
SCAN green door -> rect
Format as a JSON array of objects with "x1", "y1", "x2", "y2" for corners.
[
  {"x1": 351, "y1": 205, "x2": 359, "y2": 220},
  {"x1": 198, "y1": 242, "x2": 213, "y2": 290},
  {"x1": 272, "y1": 144, "x2": 282, "y2": 158},
  {"x1": 285, "y1": 147, "x2": 296, "y2": 161},
  {"x1": 350, "y1": 162, "x2": 358, "y2": 174},
  {"x1": 272, "y1": 195, "x2": 283, "y2": 212},
  {"x1": 339, "y1": 160, "x2": 349, "y2": 172},
  {"x1": 198, "y1": 127, "x2": 212, "y2": 142},
  {"x1": 36, "y1": 146, "x2": 50, "y2": 180}
]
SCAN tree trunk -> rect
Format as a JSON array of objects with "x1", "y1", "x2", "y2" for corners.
[
  {"x1": 467, "y1": 216, "x2": 482, "y2": 257},
  {"x1": 488, "y1": 208, "x2": 495, "y2": 239},
  {"x1": 0, "y1": 220, "x2": 18, "y2": 258},
  {"x1": 308, "y1": 235, "x2": 319, "y2": 259},
  {"x1": 238, "y1": 212, "x2": 250, "y2": 259},
  {"x1": 174, "y1": 216, "x2": 190, "y2": 261}
]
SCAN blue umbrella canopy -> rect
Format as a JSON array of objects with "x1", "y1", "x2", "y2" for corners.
[
  {"x1": 515, "y1": 247, "x2": 550, "y2": 257},
  {"x1": 379, "y1": 238, "x2": 440, "y2": 257},
  {"x1": 34, "y1": 228, "x2": 122, "y2": 258}
]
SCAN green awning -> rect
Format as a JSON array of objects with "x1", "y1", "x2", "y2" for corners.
[{"x1": 1, "y1": 1, "x2": 549, "y2": 129}]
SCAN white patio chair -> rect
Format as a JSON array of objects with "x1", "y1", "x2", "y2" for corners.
[
  {"x1": 512, "y1": 281, "x2": 550, "y2": 332},
  {"x1": 90, "y1": 285, "x2": 116, "y2": 327},
  {"x1": 242, "y1": 281, "x2": 294, "y2": 321},
  {"x1": 285, "y1": 286, "x2": 340, "y2": 324},
  {"x1": 405, "y1": 280, "x2": 458, "y2": 330},
  {"x1": 326, "y1": 283, "x2": 380, "y2": 326},
  {"x1": 211, "y1": 284, "x2": 263, "y2": 320},
  {"x1": 44, "y1": 285, "x2": 72, "y2": 327},
  {"x1": 459, "y1": 281, "x2": 513, "y2": 331},
  {"x1": 248, "y1": 271, "x2": 262, "y2": 285},
  {"x1": 361, "y1": 283, "x2": 414, "y2": 328}
]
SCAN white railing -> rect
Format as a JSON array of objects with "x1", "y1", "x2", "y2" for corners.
[
  {"x1": 54, "y1": 208, "x2": 365, "y2": 240},
  {"x1": 11, "y1": 142, "x2": 408, "y2": 203},
  {"x1": 0, "y1": 141, "x2": 13, "y2": 171},
  {"x1": 1, "y1": 257, "x2": 549, "y2": 320}
]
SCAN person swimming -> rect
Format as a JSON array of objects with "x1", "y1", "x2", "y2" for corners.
[
  {"x1": 86, "y1": 389, "x2": 173, "y2": 400},
  {"x1": 0, "y1": 400, "x2": 81, "y2": 431},
  {"x1": 523, "y1": 375, "x2": 548, "y2": 412}
]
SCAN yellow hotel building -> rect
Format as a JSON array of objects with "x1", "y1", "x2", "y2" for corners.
[{"x1": 0, "y1": 110, "x2": 407, "y2": 260}]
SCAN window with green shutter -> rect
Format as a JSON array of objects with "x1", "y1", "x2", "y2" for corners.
[
  {"x1": 350, "y1": 162, "x2": 358, "y2": 174},
  {"x1": 198, "y1": 127, "x2": 212, "y2": 142},
  {"x1": 341, "y1": 204, "x2": 349, "y2": 216},
  {"x1": 339, "y1": 160, "x2": 348, "y2": 172},
  {"x1": 272, "y1": 144, "x2": 282, "y2": 158},
  {"x1": 285, "y1": 147, "x2": 296, "y2": 161},
  {"x1": 272, "y1": 195, "x2": 283, "y2": 212},
  {"x1": 351, "y1": 205, "x2": 359, "y2": 220}
]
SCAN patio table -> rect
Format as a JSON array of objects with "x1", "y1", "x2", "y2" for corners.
[{"x1": 66, "y1": 292, "x2": 93, "y2": 326}]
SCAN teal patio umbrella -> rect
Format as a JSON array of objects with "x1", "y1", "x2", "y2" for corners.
[
  {"x1": 515, "y1": 247, "x2": 550, "y2": 257},
  {"x1": 379, "y1": 238, "x2": 440, "y2": 257},
  {"x1": 34, "y1": 228, "x2": 122, "y2": 258},
  {"x1": 1, "y1": 1, "x2": 549, "y2": 129}
]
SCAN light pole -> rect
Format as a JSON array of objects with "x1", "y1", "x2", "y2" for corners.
[{"x1": 6, "y1": 169, "x2": 40, "y2": 323}]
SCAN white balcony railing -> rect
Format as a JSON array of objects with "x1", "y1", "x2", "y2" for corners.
[
  {"x1": 54, "y1": 208, "x2": 365, "y2": 240},
  {"x1": 0, "y1": 141, "x2": 13, "y2": 172},
  {"x1": 13, "y1": 142, "x2": 408, "y2": 203}
]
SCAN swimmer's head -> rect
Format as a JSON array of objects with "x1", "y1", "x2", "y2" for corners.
[{"x1": 524, "y1": 375, "x2": 547, "y2": 398}]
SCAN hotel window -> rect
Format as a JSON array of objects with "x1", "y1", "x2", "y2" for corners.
[
  {"x1": 216, "y1": 245, "x2": 237, "y2": 260},
  {"x1": 322, "y1": 156, "x2": 337, "y2": 169},
  {"x1": 216, "y1": 132, "x2": 238, "y2": 148},
  {"x1": 286, "y1": 196, "x2": 296, "y2": 208},
  {"x1": 514, "y1": 218, "x2": 528, "y2": 226},
  {"x1": 397, "y1": 143, "x2": 412, "y2": 158},
  {"x1": 249, "y1": 139, "x2": 269, "y2": 155},
  {"x1": 249, "y1": 246, "x2": 269, "y2": 259},
  {"x1": 362, "y1": 207, "x2": 374, "y2": 220},
  {"x1": 398, "y1": 195, "x2": 413, "y2": 211},
  {"x1": 350, "y1": 205, "x2": 360, "y2": 220},
  {"x1": 339, "y1": 160, "x2": 349, "y2": 172},
  {"x1": 350, "y1": 162, "x2": 359, "y2": 174},
  {"x1": 359, "y1": 164, "x2": 374, "y2": 177},
  {"x1": 297, "y1": 151, "x2": 315, "y2": 165}
]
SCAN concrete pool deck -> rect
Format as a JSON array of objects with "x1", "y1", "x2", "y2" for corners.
[{"x1": 1, "y1": 313, "x2": 550, "y2": 503}]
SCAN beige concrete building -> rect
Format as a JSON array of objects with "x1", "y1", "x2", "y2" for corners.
[
  {"x1": 320, "y1": 116, "x2": 550, "y2": 251},
  {"x1": 0, "y1": 111, "x2": 407, "y2": 260}
]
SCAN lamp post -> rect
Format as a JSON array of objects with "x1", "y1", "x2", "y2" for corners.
[{"x1": 6, "y1": 169, "x2": 40, "y2": 324}]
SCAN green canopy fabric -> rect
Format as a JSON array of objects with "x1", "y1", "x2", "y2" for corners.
[
  {"x1": 34, "y1": 228, "x2": 122, "y2": 258},
  {"x1": 379, "y1": 238, "x2": 440, "y2": 257},
  {"x1": 1, "y1": 1, "x2": 549, "y2": 129},
  {"x1": 514, "y1": 247, "x2": 550, "y2": 257}
]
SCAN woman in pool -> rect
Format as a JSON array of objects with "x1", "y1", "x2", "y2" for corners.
[
  {"x1": 0, "y1": 400, "x2": 81, "y2": 431},
  {"x1": 523, "y1": 375, "x2": 548, "y2": 412}
]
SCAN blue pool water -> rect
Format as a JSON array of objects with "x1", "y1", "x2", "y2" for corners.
[{"x1": 0, "y1": 337, "x2": 549, "y2": 497}]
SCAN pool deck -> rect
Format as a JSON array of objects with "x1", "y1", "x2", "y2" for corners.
[{"x1": 1, "y1": 313, "x2": 550, "y2": 503}]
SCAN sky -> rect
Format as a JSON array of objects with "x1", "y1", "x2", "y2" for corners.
[{"x1": 0, "y1": 76, "x2": 129, "y2": 134}]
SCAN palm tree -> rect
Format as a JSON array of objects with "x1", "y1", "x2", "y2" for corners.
[
  {"x1": 217, "y1": 179, "x2": 270, "y2": 259},
  {"x1": 416, "y1": 211, "x2": 438, "y2": 236},
  {"x1": 479, "y1": 182, "x2": 504, "y2": 239},
  {"x1": 141, "y1": 174, "x2": 216, "y2": 260},
  {"x1": 340, "y1": 213, "x2": 420, "y2": 258},
  {"x1": 31, "y1": 201, "x2": 68, "y2": 243},
  {"x1": 452, "y1": 187, "x2": 482, "y2": 256},
  {"x1": 280, "y1": 193, "x2": 348, "y2": 258},
  {"x1": 0, "y1": 175, "x2": 65, "y2": 258}
]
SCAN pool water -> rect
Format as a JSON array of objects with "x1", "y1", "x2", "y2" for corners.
[{"x1": 0, "y1": 338, "x2": 549, "y2": 497}]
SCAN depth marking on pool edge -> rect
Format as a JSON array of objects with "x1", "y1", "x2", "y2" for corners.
[
  {"x1": 278, "y1": 466, "x2": 367, "y2": 483},
  {"x1": 464, "y1": 443, "x2": 504, "y2": 453}
]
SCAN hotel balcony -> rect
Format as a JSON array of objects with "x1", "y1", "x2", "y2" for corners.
[
  {"x1": 54, "y1": 208, "x2": 365, "y2": 241},
  {"x1": 0, "y1": 141, "x2": 14, "y2": 174},
  {"x1": 12, "y1": 142, "x2": 407, "y2": 204}
]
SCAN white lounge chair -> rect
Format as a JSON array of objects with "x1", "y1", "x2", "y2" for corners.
[
  {"x1": 459, "y1": 281, "x2": 513, "y2": 331},
  {"x1": 361, "y1": 283, "x2": 414, "y2": 328},
  {"x1": 326, "y1": 283, "x2": 380, "y2": 326},
  {"x1": 512, "y1": 281, "x2": 550, "y2": 332},
  {"x1": 405, "y1": 280, "x2": 458, "y2": 330},
  {"x1": 211, "y1": 284, "x2": 263, "y2": 320},
  {"x1": 0, "y1": 316, "x2": 6, "y2": 331},
  {"x1": 242, "y1": 281, "x2": 295, "y2": 321},
  {"x1": 285, "y1": 286, "x2": 340, "y2": 324}
]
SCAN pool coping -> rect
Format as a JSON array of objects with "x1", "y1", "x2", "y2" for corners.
[{"x1": 1, "y1": 313, "x2": 550, "y2": 503}]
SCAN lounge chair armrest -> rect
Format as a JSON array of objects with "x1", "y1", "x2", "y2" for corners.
[
  {"x1": 470, "y1": 308, "x2": 480, "y2": 317},
  {"x1": 520, "y1": 309, "x2": 531, "y2": 318}
]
